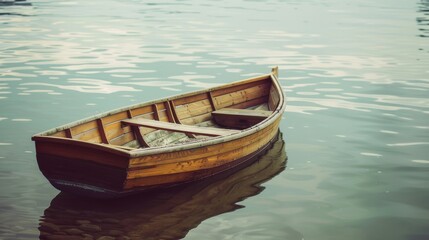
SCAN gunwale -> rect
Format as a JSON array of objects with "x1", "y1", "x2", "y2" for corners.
[{"x1": 32, "y1": 70, "x2": 285, "y2": 159}]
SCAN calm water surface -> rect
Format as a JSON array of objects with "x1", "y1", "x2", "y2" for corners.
[{"x1": 0, "y1": 0, "x2": 428, "y2": 239}]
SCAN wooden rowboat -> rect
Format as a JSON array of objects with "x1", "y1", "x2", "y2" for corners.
[{"x1": 32, "y1": 67, "x2": 285, "y2": 198}]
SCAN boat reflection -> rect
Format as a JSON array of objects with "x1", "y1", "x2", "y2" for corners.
[
  {"x1": 417, "y1": 0, "x2": 429, "y2": 38},
  {"x1": 39, "y1": 132, "x2": 287, "y2": 240},
  {"x1": 0, "y1": 0, "x2": 32, "y2": 7}
]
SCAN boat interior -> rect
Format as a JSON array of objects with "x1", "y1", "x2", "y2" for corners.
[{"x1": 42, "y1": 74, "x2": 281, "y2": 150}]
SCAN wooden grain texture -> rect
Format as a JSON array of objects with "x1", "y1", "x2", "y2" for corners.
[
  {"x1": 170, "y1": 100, "x2": 196, "y2": 138},
  {"x1": 122, "y1": 119, "x2": 239, "y2": 136},
  {"x1": 96, "y1": 119, "x2": 109, "y2": 144},
  {"x1": 65, "y1": 128, "x2": 73, "y2": 139},
  {"x1": 127, "y1": 125, "x2": 277, "y2": 179},
  {"x1": 100, "y1": 111, "x2": 136, "y2": 146},
  {"x1": 211, "y1": 78, "x2": 270, "y2": 97},
  {"x1": 180, "y1": 112, "x2": 212, "y2": 125},
  {"x1": 131, "y1": 126, "x2": 149, "y2": 148},
  {"x1": 124, "y1": 120, "x2": 280, "y2": 188},
  {"x1": 175, "y1": 99, "x2": 212, "y2": 120},
  {"x1": 212, "y1": 109, "x2": 272, "y2": 129},
  {"x1": 51, "y1": 130, "x2": 67, "y2": 138},
  {"x1": 157, "y1": 109, "x2": 170, "y2": 122},
  {"x1": 156, "y1": 102, "x2": 167, "y2": 110},
  {"x1": 103, "y1": 112, "x2": 129, "y2": 125},
  {"x1": 147, "y1": 131, "x2": 188, "y2": 147},
  {"x1": 268, "y1": 84, "x2": 280, "y2": 111},
  {"x1": 213, "y1": 108, "x2": 273, "y2": 118},
  {"x1": 173, "y1": 94, "x2": 213, "y2": 129},
  {"x1": 105, "y1": 122, "x2": 132, "y2": 142},
  {"x1": 152, "y1": 104, "x2": 160, "y2": 120},
  {"x1": 208, "y1": 91, "x2": 217, "y2": 110},
  {"x1": 173, "y1": 92, "x2": 208, "y2": 106},
  {"x1": 70, "y1": 121, "x2": 98, "y2": 136},
  {"x1": 130, "y1": 105, "x2": 153, "y2": 118},
  {"x1": 145, "y1": 130, "x2": 180, "y2": 143},
  {"x1": 35, "y1": 141, "x2": 129, "y2": 168},
  {"x1": 74, "y1": 128, "x2": 102, "y2": 143},
  {"x1": 227, "y1": 96, "x2": 268, "y2": 110},
  {"x1": 213, "y1": 83, "x2": 270, "y2": 109},
  {"x1": 123, "y1": 139, "x2": 140, "y2": 148},
  {"x1": 169, "y1": 100, "x2": 180, "y2": 123},
  {"x1": 164, "y1": 101, "x2": 176, "y2": 123},
  {"x1": 109, "y1": 132, "x2": 135, "y2": 146},
  {"x1": 127, "y1": 109, "x2": 134, "y2": 118},
  {"x1": 126, "y1": 109, "x2": 146, "y2": 148},
  {"x1": 174, "y1": 82, "x2": 270, "y2": 127},
  {"x1": 129, "y1": 118, "x2": 279, "y2": 168},
  {"x1": 137, "y1": 123, "x2": 277, "y2": 169},
  {"x1": 125, "y1": 150, "x2": 254, "y2": 188},
  {"x1": 132, "y1": 113, "x2": 159, "y2": 136}
]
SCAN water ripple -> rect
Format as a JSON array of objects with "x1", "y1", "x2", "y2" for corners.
[
  {"x1": 345, "y1": 93, "x2": 429, "y2": 109},
  {"x1": 287, "y1": 97, "x2": 411, "y2": 112},
  {"x1": 0, "y1": 0, "x2": 428, "y2": 239},
  {"x1": 387, "y1": 142, "x2": 429, "y2": 147},
  {"x1": 21, "y1": 79, "x2": 140, "y2": 94},
  {"x1": 411, "y1": 160, "x2": 429, "y2": 164}
]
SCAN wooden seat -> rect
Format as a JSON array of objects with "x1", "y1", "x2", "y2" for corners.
[
  {"x1": 212, "y1": 108, "x2": 273, "y2": 129},
  {"x1": 122, "y1": 118, "x2": 239, "y2": 137}
]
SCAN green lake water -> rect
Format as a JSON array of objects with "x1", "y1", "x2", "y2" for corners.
[{"x1": 0, "y1": 0, "x2": 428, "y2": 239}]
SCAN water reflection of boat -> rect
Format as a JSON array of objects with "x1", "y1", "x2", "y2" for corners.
[
  {"x1": 0, "y1": 0, "x2": 31, "y2": 6},
  {"x1": 417, "y1": 0, "x2": 429, "y2": 38},
  {"x1": 39, "y1": 132, "x2": 287, "y2": 240}
]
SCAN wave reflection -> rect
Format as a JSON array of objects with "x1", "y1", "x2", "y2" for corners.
[{"x1": 21, "y1": 79, "x2": 140, "y2": 94}]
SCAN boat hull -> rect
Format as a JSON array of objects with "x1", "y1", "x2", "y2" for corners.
[
  {"x1": 33, "y1": 68, "x2": 285, "y2": 199},
  {"x1": 40, "y1": 129, "x2": 281, "y2": 199}
]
